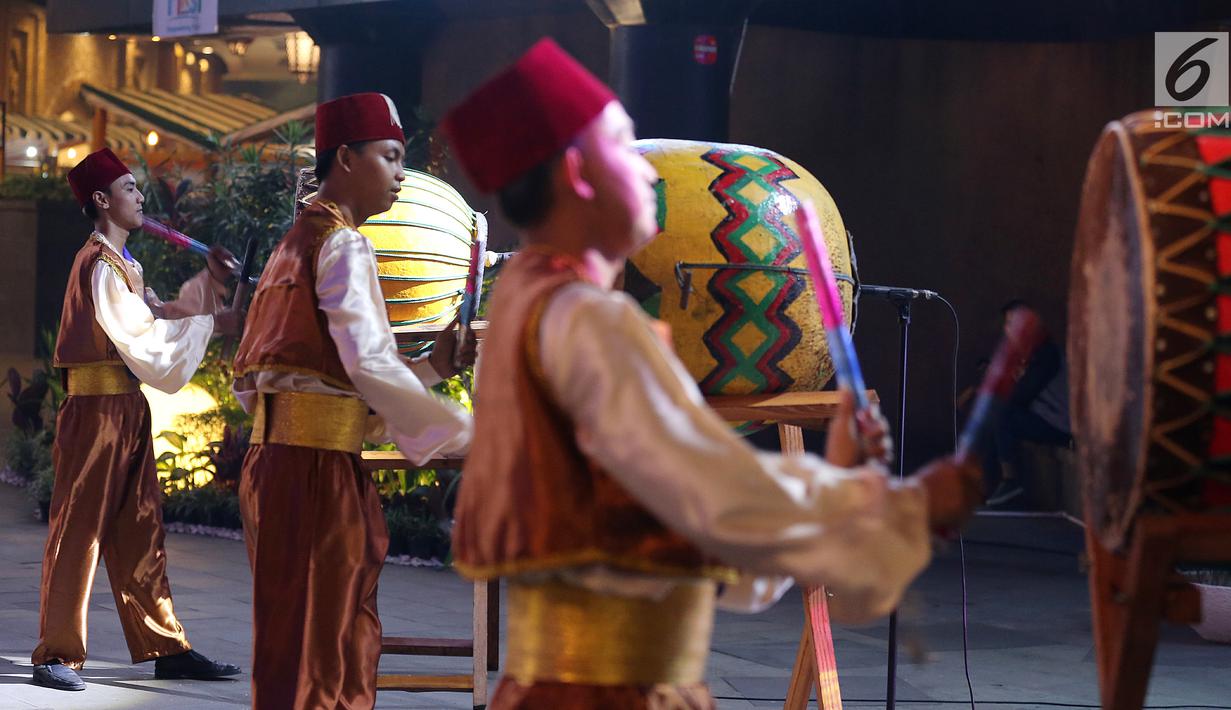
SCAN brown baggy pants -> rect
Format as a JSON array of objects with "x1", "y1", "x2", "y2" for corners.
[
  {"x1": 32, "y1": 391, "x2": 192, "y2": 669},
  {"x1": 240, "y1": 442, "x2": 389, "y2": 710}
]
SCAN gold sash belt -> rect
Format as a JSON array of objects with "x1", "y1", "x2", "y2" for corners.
[
  {"x1": 505, "y1": 578, "x2": 716, "y2": 687},
  {"x1": 65, "y1": 365, "x2": 138, "y2": 396},
  {"x1": 250, "y1": 392, "x2": 368, "y2": 453}
]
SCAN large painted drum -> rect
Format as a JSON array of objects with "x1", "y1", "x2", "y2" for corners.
[
  {"x1": 624, "y1": 139, "x2": 856, "y2": 396},
  {"x1": 296, "y1": 167, "x2": 485, "y2": 331},
  {"x1": 1070, "y1": 111, "x2": 1231, "y2": 550}
]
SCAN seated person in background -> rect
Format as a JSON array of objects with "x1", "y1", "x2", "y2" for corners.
[{"x1": 984, "y1": 299, "x2": 1072, "y2": 507}]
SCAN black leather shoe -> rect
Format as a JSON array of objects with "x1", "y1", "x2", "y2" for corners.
[
  {"x1": 153, "y1": 650, "x2": 241, "y2": 680},
  {"x1": 32, "y1": 662, "x2": 85, "y2": 691}
]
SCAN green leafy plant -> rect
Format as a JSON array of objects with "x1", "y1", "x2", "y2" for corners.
[
  {"x1": 7, "y1": 367, "x2": 49, "y2": 433},
  {"x1": 3, "y1": 357, "x2": 56, "y2": 487},
  {"x1": 163, "y1": 484, "x2": 242, "y2": 528},
  {"x1": 154, "y1": 430, "x2": 215, "y2": 494},
  {"x1": 37, "y1": 328, "x2": 64, "y2": 420},
  {"x1": 132, "y1": 121, "x2": 310, "y2": 298},
  {"x1": 385, "y1": 504, "x2": 450, "y2": 559},
  {"x1": 404, "y1": 105, "x2": 447, "y2": 177},
  {"x1": 201, "y1": 425, "x2": 249, "y2": 493},
  {"x1": 183, "y1": 341, "x2": 250, "y2": 434},
  {"x1": 4, "y1": 428, "x2": 52, "y2": 481},
  {"x1": 433, "y1": 373, "x2": 473, "y2": 414},
  {"x1": 26, "y1": 453, "x2": 55, "y2": 520},
  {"x1": 0, "y1": 174, "x2": 75, "y2": 202}
]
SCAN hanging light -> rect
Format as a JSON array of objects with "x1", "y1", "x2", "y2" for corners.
[
  {"x1": 146, "y1": 131, "x2": 159, "y2": 147},
  {"x1": 284, "y1": 31, "x2": 320, "y2": 85},
  {"x1": 66, "y1": 147, "x2": 78, "y2": 160},
  {"x1": 151, "y1": 35, "x2": 161, "y2": 42},
  {"x1": 201, "y1": 46, "x2": 214, "y2": 54},
  {"x1": 25, "y1": 146, "x2": 37, "y2": 159},
  {"x1": 226, "y1": 38, "x2": 251, "y2": 56}
]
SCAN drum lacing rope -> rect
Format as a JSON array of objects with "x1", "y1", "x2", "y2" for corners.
[
  {"x1": 1206, "y1": 275, "x2": 1231, "y2": 299},
  {"x1": 1207, "y1": 212, "x2": 1231, "y2": 232},
  {"x1": 1199, "y1": 158, "x2": 1231, "y2": 181},
  {"x1": 1188, "y1": 454, "x2": 1231, "y2": 482}
]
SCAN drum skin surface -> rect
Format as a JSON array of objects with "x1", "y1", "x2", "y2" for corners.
[
  {"x1": 1070, "y1": 111, "x2": 1223, "y2": 549},
  {"x1": 297, "y1": 167, "x2": 481, "y2": 329},
  {"x1": 624, "y1": 139, "x2": 856, "y2": 397}
]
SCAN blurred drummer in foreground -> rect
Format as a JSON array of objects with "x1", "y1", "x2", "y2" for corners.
[{"x1": 443, "y1": 38, "x2": 984, "y2": 709}]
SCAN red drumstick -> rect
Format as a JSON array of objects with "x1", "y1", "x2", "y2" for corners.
[{"x1": 956, "y1": 308, "x2": 1045, "y2": 462}]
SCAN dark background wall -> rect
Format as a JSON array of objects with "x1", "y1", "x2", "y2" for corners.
[
  {"x1": 421, "y1": 10, "x2": 610, "y2": 232},
  {"x1": 420, "y1": 14, "x2": 1156, "y2": 468},
  {"x1": 730, "y1": 30, "x2": 1153, "y2": 467}
]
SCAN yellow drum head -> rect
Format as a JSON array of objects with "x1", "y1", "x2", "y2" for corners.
[
  {"x1": 360, "y1": 168, "x2": 478, "y2": 328},
  {"x1": 625, "y1": 139, "x2": 854, "y2": 397}
]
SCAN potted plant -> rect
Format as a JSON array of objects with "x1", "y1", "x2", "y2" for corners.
[
  {"x1": 1186, "y1": 569, "x2": 1231, "y2": 643},
  {"x1": 27, "y1": 458, "x2": 55, "y2": 522}
]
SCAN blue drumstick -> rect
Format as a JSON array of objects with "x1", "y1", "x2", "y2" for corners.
[{"x1": 796, "y1": 201, "x2": 869, "y2": 410}]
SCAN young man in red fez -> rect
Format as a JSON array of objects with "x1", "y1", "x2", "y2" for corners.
[
  {"x1": 232, "y1": 92, "x2": 475, "y2": 709},
  {"x1": 32, "y1": 148, "x2": 243, "y2": 691},
  {"x1": 442, "y1": 38, "x2": 985, "y2": 708}
]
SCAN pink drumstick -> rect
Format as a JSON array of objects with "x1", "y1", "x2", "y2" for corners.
[
  {"x1": 142, "y1": 217, "x2": 255, "y2": 284},
  {"x1": 142, "y1": 217, "x2": 211, "y2": 256},
  {"x1": 796, "y1": 200, "x2": 869, "y2": 410}
]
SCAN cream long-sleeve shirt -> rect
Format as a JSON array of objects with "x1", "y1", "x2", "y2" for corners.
[
  {"x1": 533, "y1": 282, "x2": 932, "y2": 622},
  {"x1": 90, "y1": 233, "x2": 218, "y2": 393},
  {"x1": 232, "y1": 226, "x2": 472, "y2": 463}
]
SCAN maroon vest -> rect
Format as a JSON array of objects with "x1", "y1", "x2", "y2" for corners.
[
  {"x1": 53, "y1": 236, "x2": 137, "y2": 368},
  {"x1": 233, "y1": 200, "x2": 355, "y2": 390},
  {"x1": 451, "y1": 248, "x2": 734, "y2": 582}
]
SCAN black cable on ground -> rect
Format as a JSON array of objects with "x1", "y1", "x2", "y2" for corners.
[{"x1": 936, "y1": 294, "x2": 975, "y2": 710}]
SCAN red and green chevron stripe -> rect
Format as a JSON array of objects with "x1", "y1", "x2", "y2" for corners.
[{"x1": 699, "y1": 147, "x2": 806, "y2": 393}]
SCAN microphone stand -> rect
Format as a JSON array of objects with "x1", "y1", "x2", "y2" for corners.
[
  {"x1": 886, "y1": 291, "x2": 911, "y2": 710},
  {"x1": 859, "y1": 283, "x2": 927, "y2": 710}
]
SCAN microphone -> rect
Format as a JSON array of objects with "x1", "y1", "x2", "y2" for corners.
[{"x1": 858, "y1": 284, "x2": 938, "y2": 300}]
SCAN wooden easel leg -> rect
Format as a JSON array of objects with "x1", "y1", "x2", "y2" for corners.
[
  {"x1": 1085, "y1": 523, "x2": 1118, "y2": 701},
  {"x1": 784, "y1": 622, "x2": 818, "y2": 710},
  {"x1": 472, "y1": 580, "x2": 489, "y2": 710},
  {"x1": 806, "y1": 586, "x2": 843, "y2": 709},
  {"x1": 1105, "y1": 521, "x2": 1174, "y2": 710},
  {"x1": 778, "y1": 423, "x2": 843, "y2": 710},
  {"x1": 487, "y1": 579, "x2": 500, "y2": 672}
]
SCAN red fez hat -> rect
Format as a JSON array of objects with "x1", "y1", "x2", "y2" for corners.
[
  {"x1": 442, "y1": 38, "x2": 616, "y2": 193},
  {"x1": 315, "y1": 92, "x2": 406, "y2": 154},
  {"x1": 67, "y1": 148, "x2": 131, "y2": 207}
]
